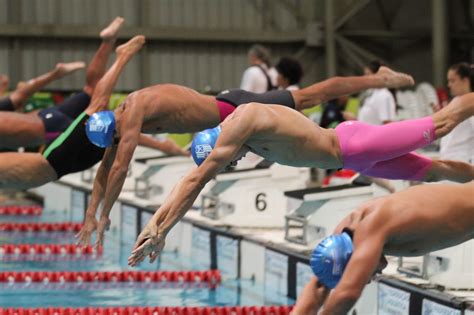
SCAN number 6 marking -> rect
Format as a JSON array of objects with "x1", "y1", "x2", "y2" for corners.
[{"x1": 255, "y1": 193, "x2": 267, "y2": 211}]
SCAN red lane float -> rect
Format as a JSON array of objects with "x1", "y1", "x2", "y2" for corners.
[
  {"x1": 0, "y1": 244, "x2": 101, "y2": 256},
  {"x1": 0, "y1": 205, "x2": 42, "y2": 216},
  {"x1": 0, "y1": 270, "x2": 221, "y2": 284},
  {"x1": 0, "y1": 306, "x2": 293, "y2": 315},
  {"x1": 0, "y1": 222, "x2": 82, "y2": 233}
]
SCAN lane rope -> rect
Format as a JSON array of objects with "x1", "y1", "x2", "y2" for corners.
[
  {"x1": 0, "y1": 222, "x2": 82, "y2": 233},
  {"x1": 0, "y1": 270, "x2": 221, "y2": 284},
  {"x1": 0, "y1": 306, "x2": 293, "y2": 315},
  {"x1": 0, "y1": 206, "x2": 42, "y2": 216}
]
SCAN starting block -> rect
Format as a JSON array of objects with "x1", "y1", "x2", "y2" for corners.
[
  {"x1": 200, "y1": 153, "x2": 310, "y2": 227},
  {"x1": 284, "y1": 179, "x2": 376, "y2": 247}
]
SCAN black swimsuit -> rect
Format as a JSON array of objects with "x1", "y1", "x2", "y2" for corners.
[
  {"x1": 38, "y1": 92, "x2": 91, "y2": 143},
  {"x1": 0, "y1": 96, "x2": 15, "y2": 111},
  {"x1": 42, "y1": 112, "x2": 105, "y2": 179},
  {"x1": 215, "y1": 89, "x2": 296, "y2": 121}
]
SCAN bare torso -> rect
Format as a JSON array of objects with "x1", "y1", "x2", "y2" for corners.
[
  {"x1": 347, "y1": 183, "x2": 474, "y2": 256},
  {"x1": 115, "y1": 84, "x2": 220, "y2": 134},
  {"x1": 0, "y1": 111, "x2": 45, "y2": 148},
  {"x1": 224, "y1": 104, "x2": 344, "y2": 169}
]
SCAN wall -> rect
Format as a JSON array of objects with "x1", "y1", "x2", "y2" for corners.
[{"x1": 0, "y1": 0, "x2": 471, "y2": 92}]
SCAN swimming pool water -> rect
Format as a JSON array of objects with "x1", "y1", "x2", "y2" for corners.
[
  {"x1": 0, "y1": 209, "x2": 295, "y2": 308},
  {"x1": 0, "y1": 279, "x2": 293, "y2": 307}
]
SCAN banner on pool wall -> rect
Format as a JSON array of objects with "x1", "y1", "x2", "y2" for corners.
[
  {"x1": 191, "y1": 227, "x2": 211, "y2": 269},
  {"x1": 121, "y1": 205, "x2": 138, "y2": 244},
  {"x1": 215, "y1": 236, "x2": 239, "y2": 306},
  {"x1": 422, "y1": 300, "x2": 461, "y2": 315},
  {"x1": 296, "y1": 262, "x2": 313, "y2": 297},
  {"x1": 378, "y1": 283, "x2": 410, "y2": 315},
  {"x1": 216, "y1": 235, "x2": 239, "y2": 279},
  {"x1": 70, "y1": 189, "x2": 85, "y2": 222},
  {"x1": 264, "y1": 249, "x2": 288, "y2": 296}
]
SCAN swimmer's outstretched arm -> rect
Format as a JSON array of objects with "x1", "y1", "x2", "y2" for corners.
[
  {"x1": 92, "y1": 106, "x2": 144, "y2": 248},
  {"x1": 76, "y1": 36, "x2": 146, "y2": 248},
  {"x1": 291, "y1": 276, "x2": 329, "y2": 315},
  {"x1": 128, "y1": 111, "x2": 254, "y2": 266},
  {"x1": 76, "y1": 146, "x2": 117, "y2": 247},
  {"x1": 292, "y1": 66, "x2": 414, "y2": 111},
  {"x1": 77, "y1": 134, "x2": 188, "y2": 248}
]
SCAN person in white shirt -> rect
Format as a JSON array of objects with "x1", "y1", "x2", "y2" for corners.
[
  {"x1": 440, "y1": 63, "x2": 474, "y2": 163},
  {"x1": 275, "y1": 57, "x2": 303, "y2": 91},
  {"x1": 240, "y1": 44, "x2": 277, "y2": 93},
  {"x1": 358, "y1": 60, "x2": 397, "y2": 125}
]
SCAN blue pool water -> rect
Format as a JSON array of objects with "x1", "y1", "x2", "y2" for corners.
[
  {"x1": 0, "y1": 209, "x2": 295, "y2": 308},
  {"x1": 0, "y1": 279, "x2": 292, "y2": 307}
]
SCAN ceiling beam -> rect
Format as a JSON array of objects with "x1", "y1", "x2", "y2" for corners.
[
  {"x1": 340, "y1": 29, "x2": 431, "y2": 38},
  {"x1": 0, "y1": 24, "x2": 306, "y2": 44}
]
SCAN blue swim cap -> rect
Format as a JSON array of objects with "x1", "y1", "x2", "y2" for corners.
[
  {"x1": 191, "y1": 126, "x2": 221, "y2": 166},
  {"x1": 85, "y1": 111, "x2": 116, "y2": 148},
  {"x1": 310, "y1": 232, "x2": 353, "y2": 289}
]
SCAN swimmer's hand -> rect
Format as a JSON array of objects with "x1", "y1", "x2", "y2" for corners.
[
  {"x1": 95, "y1": 216, "x2": 111, "y2": 250},
  {"x1": 127, "y1": 222, "x2": 166, "y2": 267},
  {"x1": 76, "y1": 215, "x2": 98, "y2": 248}
]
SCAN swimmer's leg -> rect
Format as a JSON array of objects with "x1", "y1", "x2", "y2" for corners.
[
  {"x1": 432, "y1": 92, "x2": 474, "y2": 139},
  {"x1": 0, "y1": 153, "x2": 57, "y2": 190},
  {"x1": 335, "y1": 117, "x2": 436, "y2": 171},
  {"x1": 83, "y1": 17, "x2": 124, "y2": 96},
  {"x1": 8, "y1": 62, "x2": 85, "y2": 111},
  {"x1": 86, "y1": 35, "x2": 145, "y2": 114},
  {"x1": 336, "y1": 93, "x2": 474, "y2": 172},
  {"x1": 361, "y1": 153, "x2": 474, "y2": 183},
  {"x1": 360, "y1": 153, "x2": 433, "y2": 181},
  {"x1": 424, "y1": 159, "x2": 474, "y2": 183},
  {"x1": 292, "y1": 66, "x2": 414, "y2": 111}
]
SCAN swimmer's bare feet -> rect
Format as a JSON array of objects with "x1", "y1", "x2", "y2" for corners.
[
  {"x1": 55, "y1": 61, "x2": 86, "y2": 78},
  {"x1": 100, "y1": 16, "x2": 125, "y2": 41},
  {"x1": 376, "y1": 66, "x2": 415, "y2": 88},
  {"x1": 116, "y1": 35, "x2": 146, "y2": 58}
]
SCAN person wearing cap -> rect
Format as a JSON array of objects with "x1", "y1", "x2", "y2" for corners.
[
  {"x1": 290, "y1": 182, "x2": 474, "y2": 315},
  {"x1": 0, "y1": 36, "x2": 188, "y2": 189},
  {"x1": 77, "y1": 67, "x2": 416, "y2": 249},
  {"x1": 127, "y1": 92, "x2": 474, "y2": 268}
]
